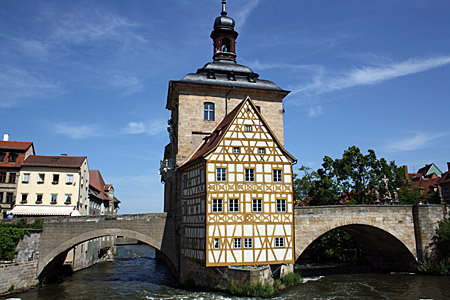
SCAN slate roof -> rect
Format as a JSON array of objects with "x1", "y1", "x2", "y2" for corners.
[
  {"x1": 22, "y1": 155, "x2": 86, "y2": 168},
  {"x1": 181, "y1": 97, "x2": 296, "y2": 168}
]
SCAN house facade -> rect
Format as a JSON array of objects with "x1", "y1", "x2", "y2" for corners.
[
  {"x1": 0, "y1": 135, "x2": 35, "y2": 218},
  {"x1": 89, "y1": 170, "x2": 120, "y2": 216},
  {"x1": 180, "y1": 98, "x2": 296, "y2": 267},
  {"x1": 12, "y1": 155, "x2": 89, "y2": 217}
]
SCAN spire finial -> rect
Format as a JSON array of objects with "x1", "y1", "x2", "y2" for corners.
[{"x1": 221, "y1": 0, "x2": 227, "y2": 16}]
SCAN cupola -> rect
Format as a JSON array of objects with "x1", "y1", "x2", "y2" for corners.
[{"x1": 210, "y1": 1, "x2": 239, "y2": 63}]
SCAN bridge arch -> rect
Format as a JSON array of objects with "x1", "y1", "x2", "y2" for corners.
[{"x1": 296, "y1": 223, "x2": 418, "y2": 271}]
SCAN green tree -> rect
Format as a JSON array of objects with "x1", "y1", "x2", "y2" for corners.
[
  {"x1": 293, "y1": 165, "x2": 319, "y2": 205},
  {"x1": 305, "y1": 146, "x2": 405, "y2": 205}
]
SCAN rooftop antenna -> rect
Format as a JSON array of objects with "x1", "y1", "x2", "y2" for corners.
[{"x1": 221, "y1": 0, "x2": 227, "y2": 16}]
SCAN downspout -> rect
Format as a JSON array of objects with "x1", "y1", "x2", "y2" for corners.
[{"x1": 225, "y1": 87, "x2": 235, "y2": 115}]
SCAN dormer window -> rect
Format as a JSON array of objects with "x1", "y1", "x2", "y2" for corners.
[
  {"x1": 0, "y1": 152, "x2": 5, "y2": 162},
  {"x1": 8, "y1": 152, "x2": 17, "y2": 163},
  {"x1": 204, "y1": 102, "x2": 215, "y2": 121}
]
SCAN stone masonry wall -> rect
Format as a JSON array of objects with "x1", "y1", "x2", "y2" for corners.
[{"x1": 0, "y1": 261, "x2": 39, "y2": 294}]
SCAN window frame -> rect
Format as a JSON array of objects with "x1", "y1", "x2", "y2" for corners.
[
  {"x1": 233, "y1": 147, "x2": 240, "y2": 154},
  {"x1": 245, "y1": 125, "x2": 252, "y2": 132},
  {"x1": 36, "y1": 194, "x2": 43, "y2": 204},
  {"x1": 229, "y1": 198, "x2": 239, "y2": 213},
  {"x1": 23, "y1": 173, "x2": 30, "y2": 183},
  {"x1": 245, "y1": 168, "x2": 255, "y2": 182},
  {"x1": 276, "y1": 199, "x2": 286, "y2": 213},
  {"x1": 38, "y1": 173, "x2": 45, "y2": 184},
  {"x1": 8, "y1": 152, "x2": 17, "y2": 163},
  {"x1": 203, "y1": 102, "x2": 215, "y2": 121},
  {"x1": 216, "y1": 168, "x2": 227, "y2": 182},
  {"x1": 252, "y1": 199, "x2": 263, "y2": 213},
  {"x1": 275, "y1": 237, "x2": 285, "y2": 248},
  {"x1": 212, "y1": 199, "x2": 223, "y2": 213},
  {"x1": 258, "y1": 148, "x2": 265, "y2": 154},
  {"x1": 50, "y1": 194, "x2": 58, "y2": 204},
  {"x1": 65, "y1": 194, "x2": 72, "y2": 204},
  {"x1": 214, "y1": 238, "x2": 220, "y2": 249},
  {"x1": 8, "y1": 173, "x2": 16, "y2": 184},
  {"x1": 6, "y1": 193, "x2": 13, "y2": 203},
  {"x1": 244, "y1": 238, "x2": 253, "y2": 249},
  {"x1": 21, "y1": 193, "x2": 28, "y2": 203},
  {"x1": 66, "y1": 174, "x2": 74, "y2": 184},
  {"x1": 234, "y1": 238, "x2": 242, "y2": 249},
  {"x1": 0, "y1": 172, "x2": 6, "y2": 183},
  {"x1": 273, "y1": 169, "x2": 283, "y2": 183}
]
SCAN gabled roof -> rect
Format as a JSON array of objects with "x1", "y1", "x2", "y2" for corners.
[
  {"x1": 181, "y1": 97, "x2": 296, "y2": 168},
  {"x1": 0, "y1": 141, "x2": 34, "y2": 151},
  {"x1": 89, "y1": 170, "x2": 120, "y2": 203},
  {"x1": 22, "y1": 155, "x2": 86, "y2": 168},
  {"x1": 417, "y1": 163, "x2": 442, "y2": 178}
]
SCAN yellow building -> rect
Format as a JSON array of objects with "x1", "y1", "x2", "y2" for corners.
[
  {"x1": 180, "y1": 97, "x2": 296, "y2": 267},
  {"x1": 12, "y1": 155, "x2": 89, "y2": 217}
]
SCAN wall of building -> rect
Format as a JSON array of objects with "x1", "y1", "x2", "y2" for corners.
[{"x1": 0, "y1": 261, "x2": 39, "y2": 294}]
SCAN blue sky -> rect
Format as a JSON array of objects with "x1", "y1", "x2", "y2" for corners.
[{"x1": 1, "y1": 0, "x2": 449, "y2": 213}]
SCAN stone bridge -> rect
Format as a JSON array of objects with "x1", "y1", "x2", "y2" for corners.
[
  {"x1": 37, "y1": 205, "x2": 445, "y2": 278},
  {"x1": 38, "y1": 213, "x2": 178, "y2": 278},
  {"x1": 294, "y1": 205, "x2": 445, "y2": 270}
]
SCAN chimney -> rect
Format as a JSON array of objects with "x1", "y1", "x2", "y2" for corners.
[
  {"x1": 61, "y1": 154, "x2": 68, "y2": 156},
  {"x1": 403, "y1": 165, "x2": 408, "y2": 178},
  {"x1": 3, "y1": 133, "x2": 9, "y2": 141},
  {"x1": 447, "y1": 162, "x2": 450, "y2": 172}
]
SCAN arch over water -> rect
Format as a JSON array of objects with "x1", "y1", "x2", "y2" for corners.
[{"x1": 296, "y1": 224, "x2": 418, "y2": 271}]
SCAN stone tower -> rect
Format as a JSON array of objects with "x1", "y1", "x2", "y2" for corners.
[{"x1": 160, "y1": 1, "x2": 290, "y2": 219}]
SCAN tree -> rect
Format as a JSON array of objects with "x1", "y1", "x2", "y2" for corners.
[
  {"x1": 293, "y1": 165, "x2": 319, "y2": 205},
  {"x1": 298, "y1": 146, "x2": 405, "y2": 205}
]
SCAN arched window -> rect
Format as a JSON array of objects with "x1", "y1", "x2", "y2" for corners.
[
  {"x1": 221, "y1": 38, "x2": 231, "y2": 52},
  {"x1": 204, "y1": 102, "x2": 215, "y2": 121}
]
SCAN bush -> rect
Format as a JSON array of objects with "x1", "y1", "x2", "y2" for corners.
[
  {"x1": 0, "y1": 225, "x2": 26, "y2": 261},
  {"x1": 229, "y1": 281, "x2": 274, "y2": 298},
  {"x1": 436, "y1": 217, "x2": 450, "y2": 257},
  {"x1": 281, "y1": 273, "x2": 303, "y2": 286}
]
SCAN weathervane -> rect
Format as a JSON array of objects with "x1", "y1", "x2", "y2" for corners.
[{"x1": 221, "y1": 0, "x2": 227, "y2": 16}]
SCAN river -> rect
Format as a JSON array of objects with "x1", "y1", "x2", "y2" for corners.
[{"x1": 2, "y1": 244, "x2": 450, "y2": 300}]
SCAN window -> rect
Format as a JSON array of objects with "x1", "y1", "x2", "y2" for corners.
[
  {"x1": 66, "y1": 174, "x2": 73, "y2": 184},
  {"x1": 212, "y1": 199, "x2": 223, "y2": 213},
  {"x1": 234, "y1": 238, "x2": 242, "y2": 249},
  {"x1": 233, "y1": 147, "x2": 240, "y2": 154},
  {"x1": 204, "y1": 102, "x2": 215, "y2": 121},
  {"x1": 275, "y1": 237, "x2": 285, "y2": 248},
  {"x1": 65, "y1": 194, "x2": 72, "y2": 204},
  {"x1": 259, "y1": 148, "x2": 265, "y2": 154},
  {"x1": 245, "y1": 169, "x2": 255, "y2": 182},
  {"x1": 8, "y1": 152, "x2": 17, "y2": 163},
  {"x1": 51, "y1": 194, "x2": 57, "y2": 204},
  {"x1": 0, "y1": 192, "x2": 3, "y2": 203},
  {"x1": 273, "y1": 169, "x2": 282, "y2": 183},
  {"x1": 21, "y1": 193, "x2": 28, "y2": 203},
  {"x1": 214, "y1": 238, "x2": 220, "y2": 249},
  {"x1": 229, "y1": 199, "x2": 239, "y2": 212},
  {"x1": 183, "y1": 175, "x2": 187, "y2": 188},
  {"x1": 252, "y1": 199, "x2": 262, "y2": 212},
  {"x1": 245, "y1": 125, "x2": 252, "y2": 132},
  {"x1": 23, "y1": 173, "x2": 30, "y2": 183},
  {"x1": 277, "y1": 199, "x2": 286, "y2": 213},
  {"x1": 38, "y1": 173, "x2": 45, "y2": 183},
  {"x1": 52, "y1": 174, "x2": 59, "y2": 184},
  {"x1": 0, "y1": 172, "x2": 6, "y2": 183},
  {"x1": 0, "y1": 152, "x2": 4, "y2": 162},
  {"x1": 8, "y1": 173, "x2": 16, "y2": 184},
  {"x1": 36, "y1": 194, "x2": 43, "y2": 204},
  {"x1": 216, "y1": 168, "x2": 227, "y2": 182},
  {"x1": 244, "y1": 238, "x2": 253, "y2": 248},
  {"x1": 6, "y1": 193, "x2": 13, "y2": 203}
]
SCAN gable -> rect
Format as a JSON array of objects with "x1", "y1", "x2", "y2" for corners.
[{"x1": 205, "y1": 98, "x2": 295, "y2": 164}]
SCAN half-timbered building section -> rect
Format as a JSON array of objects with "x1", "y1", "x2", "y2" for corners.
[
  {"x1": 181, "y1": 160, "x2": 207, "y2": 262},
  {"x1": 181, "y1": 97, "x2": 296, "y2": 267}
]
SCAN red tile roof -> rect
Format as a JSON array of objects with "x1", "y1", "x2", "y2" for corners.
[
  {"x1": 0, "y1": 141, "x2": 33, "y2": 151},
  {"x1": 22, "y1": 155, "x2": 86, "y2": 168},
  {"x1": 89, "y1": 170, "x2": 120, "y2": 203},
  {"x1": 181, "y1": 97, "x2": 296, "y2": 168}
]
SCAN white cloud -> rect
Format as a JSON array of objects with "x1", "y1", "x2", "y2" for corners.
[
  {"x1": 122, "y1": 120, "x2": 166, "y2": 136},
  {"x1": 52, "y1": 122, "x2": 104, "y2": 139},
  {"x1": 108, "y1": 74, "x2": 144, "y2": 97},
  {"x1": 234, "y1": 0, "x2": 261, "y2": 28},
  {"x1": 0, "y1": 67, "x2": 66, "y2": 107},
  {"x1": 384, "y1": 132, "x2": 449, "y2": 152},
  {"x1": 292, "y1": 55, "x2": 450, "y2": 96}
]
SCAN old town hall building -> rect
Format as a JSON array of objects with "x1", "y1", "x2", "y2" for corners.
[{"x1": 160, "y1": 1, "x2": 296, "y2": 283}]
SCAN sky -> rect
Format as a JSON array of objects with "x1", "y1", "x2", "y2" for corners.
[{"x1": 1, "y1": 0, "x2": 449, "y2": 214}]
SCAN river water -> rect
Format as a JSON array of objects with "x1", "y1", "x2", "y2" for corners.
[{"x1": 3, "y1": 244, "x2": 450, "y2": 300}]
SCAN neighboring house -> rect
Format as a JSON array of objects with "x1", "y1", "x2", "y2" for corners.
[
  {"x1": 180, "y1": 97, "x2": 297, "y2": 267},
  {"x1": 11, "y1": 155, "x2": 89, "y2": 217},
  {"x1": 89, "y1": 170, "x2": 120, "y2": 216},
  {"x1": 0, "y1": 134, "x2": 35, "y2": 218},
  {"x1": 404, "y1": 163, "x2": 448, "y2": 203}
]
